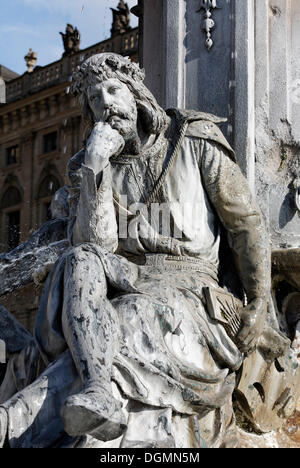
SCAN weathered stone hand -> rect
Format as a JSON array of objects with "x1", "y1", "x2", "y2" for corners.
[
  {"x1": 85, "y1": 122, "x2": 125, "y2": 175},
  {"x1": 236, "y1": 298, "x2": 266, "y2": 355}
]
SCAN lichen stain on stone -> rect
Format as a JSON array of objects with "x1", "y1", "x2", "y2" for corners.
[
  {"x1": 74, "y1": 315, "x2": 85, "y2": 325},
  {"x1": 281, "y1": 411, "x2": 300, "y2": 444},
  {"x1": 141, "y1": 331, "x2": 155, "y2": 353},
  {"x1": 172, "y1": 320, "x2": 183, "y2": 336},
  {"x1": 270, "y1": 5, "x2": 282, "y2": 17}
]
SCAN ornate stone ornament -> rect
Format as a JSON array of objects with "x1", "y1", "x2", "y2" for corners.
[
  {"x1": 24, "y1": 48, "x2": 37, "y2": 73},
  {"x1": 110, "y1": 1, "x2": 131, "y2": 37},
  {"x1": 196, "y1": 0, "x2": 222, "y2": 51},
  {"x1": 60, "y1": 24, "x2": 80, "y2": 57}
]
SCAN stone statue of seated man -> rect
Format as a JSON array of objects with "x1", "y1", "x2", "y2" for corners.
[{"x1": 0, "y1": 53, "x2": 285, "y2": 448}]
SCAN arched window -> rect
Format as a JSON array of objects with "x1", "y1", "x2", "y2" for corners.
[
  {"x1": 37, "y1": 175, "x2": 61, "y2": 223},
  {"x1": 1, "y1": 187, "x2": 22, "y2": 208},
  {"x1": 0, "y1": 186, "x2": 22, "y2": 251},
  {"x1": 38, "y1": 175, "x2": 60, "y2": 199}
]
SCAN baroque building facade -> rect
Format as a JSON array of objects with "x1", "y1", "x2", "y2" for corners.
[{"x1": 0, "y1": 10, "x2": 138, "y2": 331}]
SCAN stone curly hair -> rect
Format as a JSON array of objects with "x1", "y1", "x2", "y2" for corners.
[{"x1": 71, "y1": 53, "x2": 167, "y2": 137}]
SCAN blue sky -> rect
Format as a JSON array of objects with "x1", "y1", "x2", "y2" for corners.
[{"x1": 0, "y1": 0, "x2": 138, "y2": 75}]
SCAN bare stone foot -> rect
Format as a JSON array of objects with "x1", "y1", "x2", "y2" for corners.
[
  {"x1": 0, "y1": 407, "x2": 8, "y2": 448},
  {"x1": 61, "y1": 388, "x2": 127, "y2": 441}
]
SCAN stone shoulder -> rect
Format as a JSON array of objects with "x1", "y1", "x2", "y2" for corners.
[
  {"x1": 185, "y1": 119, "x2": 236, "y2": 162},
  {"x1": 167, "y1": 108, "x2": 236, "y2": 162}
]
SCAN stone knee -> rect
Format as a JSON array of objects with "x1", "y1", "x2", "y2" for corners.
[
  {"x1": 62, "y1": 244, "x2": 120, "y2": 338},
  {"x1": 61, "y1": 245, "x2": 120, "y2": 387},
  {"x1": 64, "y1": 244, "x2": 108, "y2": 297}
]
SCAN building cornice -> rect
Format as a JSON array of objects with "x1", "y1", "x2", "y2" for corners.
[{"x1": 4, "y1": 28, "x2": 138, "y2": 105}]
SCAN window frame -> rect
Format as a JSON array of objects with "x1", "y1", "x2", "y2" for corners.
[
  {"x1": 38, "y1": 127, "x2": 59, "y2": 158},
  {"x1": 42, "y1": 131, "x2": 58, "y2": 154},
  {"x1": 0, "y1": 185, "x2": 23, "y2": 252},
  {"x1": 5, "y1": 145, "x2": 20, "y2": 166},
  {"x1": 1, "y1": 139, "x2": 21, "y2": 169}
]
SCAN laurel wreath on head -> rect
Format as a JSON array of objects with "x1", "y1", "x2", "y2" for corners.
[{"x1": 71, "y1": 54, "x2": 145, "y2": 96}]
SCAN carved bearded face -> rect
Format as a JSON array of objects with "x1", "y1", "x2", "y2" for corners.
[
  {"x1": 87, "y1": 78, "x2": 138, "y2": 142},
  {"x1": 72, "y1": 54, "x2": 168, "y2": 152}
]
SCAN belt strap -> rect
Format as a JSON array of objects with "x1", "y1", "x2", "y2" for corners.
[{"x1": 144, "y1": 254, "x2": 218, "y2": 279}]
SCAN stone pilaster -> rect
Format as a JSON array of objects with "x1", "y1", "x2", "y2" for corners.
[
  {"x1": 11, "y1": 110, "x2": 19, "y2": 131},
  {"x1": 140, "y1": 0, "x2": 300, "y2": 248},
  {"x1": 2, "y1": 114, "x2": 10, "y2": 134},
  {"x1": 142, "y1": 0, "x2": 235, "y2": 144},
  {"x1": 233, "y1": 0, "x2": 255, "y2": 189},
  {"x1": 49, "y1": 95, "x2": 58, "y2": 117},
  {"x1": 30, "y1": 102, "x2": 39, "y2": 124},
  {"x1": 20, "y1": 107, "x2": 29, "y2": 127},
  {"x1": 39, "y1": 99, "x2": 48, "y2": 121}
]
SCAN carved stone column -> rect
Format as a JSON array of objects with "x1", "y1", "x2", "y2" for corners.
[
  {"x1": 142, "y1": 0, "x2": 186, "y2": 110},
  {"x1": 233, "y1": 0, "x2": 255, "y2": 189},
  {"x1": 70, "y1": 115, "x2": 81, "y2": 155},
  {"x1": 139, "y1": 0, "x2": 300, "y2": 210},
  {"x1": 11, "y1": 110, "x2": 19, "y2": 131},
  {"x1": 2, "y1": 114, "x2": 10, "y2": 134},
  {"x1": 39, "y1": 99, "x2": 48, "y2": 121},
  {"x1": 141, "y1": 0, "x2": 235, "y2": 148},
  {"x1": 58, "y1": 91, "x2": 69, "y2": 114},
  {"x1": 49, "y1": 95, "x2": 58, "y2": 117},
  {"x1": 254, "y1": 0, "x2": 300, "y2": 250},
  {"x1": 20, "y1": 107, "x2": 29, "y2": 127},
  {"x1": 30, "y1": 102, "x2": 39, "y2": 124},
  {"x1": 21, "y1": 131, "x2": 37, "y2": 232}
]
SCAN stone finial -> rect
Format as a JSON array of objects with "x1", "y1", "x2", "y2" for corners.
[
  {"x1": 110, "y1": 1, "x2": 131, "y2": 37},
  {"x1": 197, "y1": 0, "x2": 222, "y2": 51},
  {"x1": 60, "y1": 24, "x2": 81, "y2": 57},
  {"x1": 24, "y1": 48, "x2": 37, "y2": 73}
]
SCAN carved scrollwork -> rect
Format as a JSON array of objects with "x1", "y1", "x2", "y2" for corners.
[{"x1": 196, "y1": 0, "x2": 222, "y2": 51}]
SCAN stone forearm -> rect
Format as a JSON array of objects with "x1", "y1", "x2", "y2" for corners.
[
  {"x1": 227, "y1": 218, "x2": 271, "y2": 301},
  {"x1": 71, "y1": 164, "x2": 118, "y2": 252},
  {"x1": 201, "y1": 141, "x2": 271, "y2": 301}
]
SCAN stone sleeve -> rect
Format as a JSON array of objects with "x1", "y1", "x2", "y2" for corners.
[
  {"x1": 200, "y1": 140, "x2": 271, "y2": 301},
  {"x1": 66, "y1": 160, "x2": 118, "y2": 252}
]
